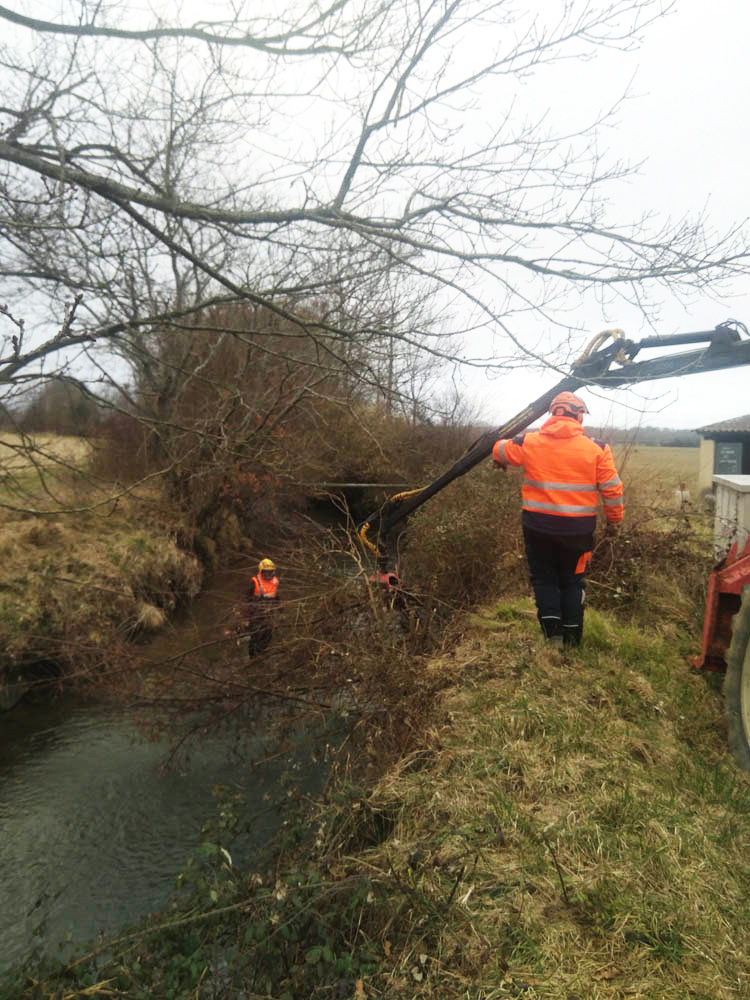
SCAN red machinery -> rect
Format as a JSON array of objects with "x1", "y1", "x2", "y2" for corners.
[
  {"x1": 695, "y1": 537, "x2": 750, "y2": 770},
  {"x1": 696, "y1": 538, "x2": 750, "y2": 673},
  {"x1": 360, "y1": 322, "x2": 750, "y2": 770}
]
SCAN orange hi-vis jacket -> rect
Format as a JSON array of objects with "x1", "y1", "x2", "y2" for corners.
[
  {"x1": 251, "y1": 574, "x2": 279, "y2": 599},
  {"x1": 492, "y1": 416, "x2": 624, "y2": 533}
]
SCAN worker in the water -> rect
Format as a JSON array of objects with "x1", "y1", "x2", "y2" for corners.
[{"x1": 227, "y1": 557, "x2": 280, "y2": 657}]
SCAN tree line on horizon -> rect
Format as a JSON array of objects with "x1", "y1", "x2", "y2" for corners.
[
  {"x1": 0, "y1": 381, "x2": 702, "y2": 452},
  {"x1": 584, "y1": 425, "x2": 700, "y2": 447}
]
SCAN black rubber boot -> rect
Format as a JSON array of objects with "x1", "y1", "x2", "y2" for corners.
[
  {"x1": 539, "y1": 616, "x2": 564, "y2": 650},
  {"x1": 539, "y1": 615, "x2": 562, "y2": 639},
  {"x1": 562, "y1": 624, "x2": 582, "y2": 647}
]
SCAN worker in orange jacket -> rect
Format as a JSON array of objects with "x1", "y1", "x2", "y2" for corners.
[
  {"x1": 244, "y1": 557, "x2": 280, "y2": 656},
  {"x1": 492, "y1": 392, "x2": 624, "y2": 648}
]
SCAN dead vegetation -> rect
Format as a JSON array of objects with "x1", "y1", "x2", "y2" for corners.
[{"x1": 4, "y1": 436, "x2": 747, "y2": 1000}]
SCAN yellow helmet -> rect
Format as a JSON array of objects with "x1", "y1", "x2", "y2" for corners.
[{"x1": 258, "y1": 558, "x2": 276, "y2": 572}]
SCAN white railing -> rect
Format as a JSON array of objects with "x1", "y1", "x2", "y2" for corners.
[{"x1": 713, "y1": 475, "x2": 750, "y2": 557}]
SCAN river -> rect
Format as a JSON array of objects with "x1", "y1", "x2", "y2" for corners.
[{"x1": 0, "y1": 562, "x2": 330, "y2": 976}]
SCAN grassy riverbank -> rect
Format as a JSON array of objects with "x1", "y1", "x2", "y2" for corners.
[
  {"x1": 1, "y1": 433, "x2": 225, "y2": 688},
  {"x1": 4, "y1": 595, "x2": 747, "y2": 1000},
  {"x1": 0, "y1": 487, "x2": 203, "y2": 683},
  {"x1": 4, "y1": 438, "x2": 748, "y2": 998}
]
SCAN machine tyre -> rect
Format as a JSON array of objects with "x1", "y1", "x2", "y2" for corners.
[{"x1": 725, "y1": 585, "x2": 750, "y2": 771}]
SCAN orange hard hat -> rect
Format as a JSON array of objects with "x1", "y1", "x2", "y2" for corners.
[{"x1": 549, "y1": 391, "x2": 587, "y2": 421}]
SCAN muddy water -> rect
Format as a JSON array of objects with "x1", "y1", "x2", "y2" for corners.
[{"x1": 0, "y1": 563, "x2": 329, "y2": 975}]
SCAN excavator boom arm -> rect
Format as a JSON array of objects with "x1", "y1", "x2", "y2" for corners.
[{"x1": 361, "y1": 322, "x2": 750, "y2": 551}]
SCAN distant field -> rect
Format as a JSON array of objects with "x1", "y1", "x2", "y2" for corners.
[
  {"x1": 0, "y1": 434, "x2": 92, "y2": 506},
  {"x1": 0, "y1": 436, "x2": 700, "y2": 494},
  {"x1": 613, "y1": 444, "x2": 700, "y2": 499},
  {"x1": 0, "y1": 433, "x2": 90, "y2": 472}
]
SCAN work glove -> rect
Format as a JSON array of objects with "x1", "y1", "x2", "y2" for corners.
[
  {"x1": 492, "y1": 459, "x2": 507, "y2": 471},
  {"x1": 604, "y1": 522, "x2": 620, "y2": 537}
]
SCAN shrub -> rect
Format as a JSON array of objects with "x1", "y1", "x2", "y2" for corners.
[
  {"x1": 89, "y1": 412, "x2": 154, "y2": 483},
  {"x1": 401, "y1": 465, "x2": 527, "y2": 608}
]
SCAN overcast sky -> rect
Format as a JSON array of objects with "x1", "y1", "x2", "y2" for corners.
[
  {"x1": 467, "y1": 0, "x2": 750, "y2": 431},
  {"x1": 5, "y1": 1, "x2": 748, "y2": 433}
]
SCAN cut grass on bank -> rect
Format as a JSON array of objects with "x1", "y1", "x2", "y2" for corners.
[
  {"x1": 346, "y1": 601, "x2": 749, "y2": 998},
  {"x1": 0, "y1": 433, "x2": 207, "y2": 674}
]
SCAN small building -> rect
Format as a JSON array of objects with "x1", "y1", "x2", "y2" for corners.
[{"x1": 696, "y1": 414, "x2": 750, "y2": 493}]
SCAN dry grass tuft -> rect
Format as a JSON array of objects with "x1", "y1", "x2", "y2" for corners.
[{"x1": 135, "y1": 602, "x2": 167, "y2": 631}]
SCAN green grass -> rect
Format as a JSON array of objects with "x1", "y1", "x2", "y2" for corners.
[{"x1": 335, "y1": 604, "x2": 748, "y2": 998}]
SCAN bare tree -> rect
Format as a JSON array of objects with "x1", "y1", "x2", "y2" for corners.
[{"x1": 0, "y1": 0, "x2": 746, "y2": 510}]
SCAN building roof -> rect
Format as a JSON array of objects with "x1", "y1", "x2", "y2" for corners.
[{"x1": 696, "y1": 414, "x2": 750, "y2": 434}]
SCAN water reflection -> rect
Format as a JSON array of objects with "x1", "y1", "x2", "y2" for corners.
[
  {"x1": 0, "y1": 697, "x2": 325, "y2": 973},
  {"x1": 0, "y1": 559, "x2": 343, "y2": 975}
]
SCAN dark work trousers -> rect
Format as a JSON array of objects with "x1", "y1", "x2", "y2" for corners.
[
  {"x1": 246, "y1": 602, "x2": 277, "y2": 657},
  {"x1": 247, "y1": 619, "x2": 273, "y2": 657},
  {"x1": 522, "y1": 526, "x2": 594, "y2": 646}
]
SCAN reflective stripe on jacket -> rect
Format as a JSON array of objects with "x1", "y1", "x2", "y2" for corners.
[
  {"x1": 492, "y1": 416, "x2": 624, "y2": 525},
  {"x1": 252, "y1": 574, "x2": 279, "y2": 599}
]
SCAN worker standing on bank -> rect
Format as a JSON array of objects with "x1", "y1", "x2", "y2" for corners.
[
  {"x1": 244, "y1": 558, "x2": 280, "y2": 657},
  {"x1": 492, "y1": 392, "x2": 623, "y2": 649}
]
